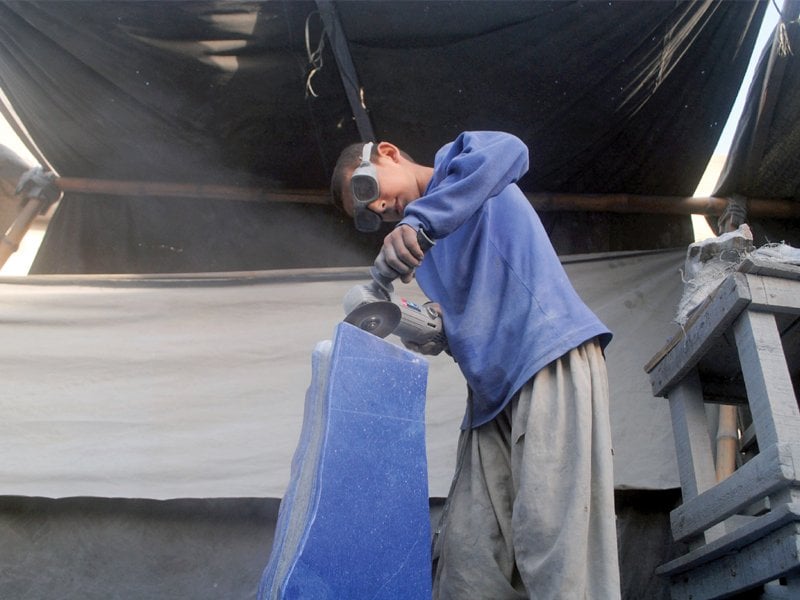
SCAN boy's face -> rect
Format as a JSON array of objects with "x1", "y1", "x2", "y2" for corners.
[{"x1": 344, "y1": 144, "x2": 421, "y2": 225}]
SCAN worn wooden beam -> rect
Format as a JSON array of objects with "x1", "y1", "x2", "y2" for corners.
[
  {"x1": 528, "y1": 194, "x2": 799, "y2": 217},
  {"x1": 55, "y1": 178, "x2": 332, "y2": 205},
  {"x1": 49, "y1": 178, "x2": 800, "y2": 218},
  {"x1": 0, "y1": 197, "x2": 45, "y2": 269}
]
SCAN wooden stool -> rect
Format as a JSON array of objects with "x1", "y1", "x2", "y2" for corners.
[{"x1": 646, "y1": 259, "x2": 800, "y2": 600}]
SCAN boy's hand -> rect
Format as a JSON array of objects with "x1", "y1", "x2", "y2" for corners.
[{"x1": 375, "y1": 225, "x2": 425, "y2": 283}]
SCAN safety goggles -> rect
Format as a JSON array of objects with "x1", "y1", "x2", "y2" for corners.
[{"x1": 350, "y1": 142, "x2": 383, "y2": 232}]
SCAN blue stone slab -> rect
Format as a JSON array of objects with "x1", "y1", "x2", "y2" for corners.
[{"x1": 258, "y1": 322, "x2": 431, "y2": 600}]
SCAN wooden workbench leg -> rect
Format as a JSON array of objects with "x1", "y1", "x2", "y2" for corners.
[
  {"x1": 668, "y1": 368, "x2": 718, "y2": 502},
  {"x1": 733, "y1": 310, "x2": 800, "y2": 450},
  {"x1": 668, "y1": 368, "x2": 728, "y2": 544}
]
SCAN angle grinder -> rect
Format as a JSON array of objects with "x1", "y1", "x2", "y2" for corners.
[{"x1": 343, "y1": 229, "x2": 448, "y2": 354}]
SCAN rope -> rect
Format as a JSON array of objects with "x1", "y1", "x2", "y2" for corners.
[
  {"x1": 772, "y1": 0, "x2": 799, "y2": 57},
  {"x1": 304, "y1": 11, "x2": 326, "y2": 98}
]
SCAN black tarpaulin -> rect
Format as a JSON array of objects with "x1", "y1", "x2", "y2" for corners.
[
  {"x1": 340, "y1": 1, "x2": 757, "y2": 195},
  {"x1": 0, "y1": 1, "x2": 768, "y2": 273},
  {"x1": 715, "y1": 3, "x2": 800, "y2": 246}
]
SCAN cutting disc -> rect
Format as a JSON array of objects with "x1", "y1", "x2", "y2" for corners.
[{"x1": 343, "y1": 301, "x2": 401, "y2": 338}]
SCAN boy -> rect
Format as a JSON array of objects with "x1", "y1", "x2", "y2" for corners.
[{"x1": 331, "y1": 131, "x2": 621, "y2": 599}]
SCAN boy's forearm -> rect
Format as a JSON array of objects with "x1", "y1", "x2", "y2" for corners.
[{"x1": 401, "y1": 131, "x2": 529, "y2": 239}]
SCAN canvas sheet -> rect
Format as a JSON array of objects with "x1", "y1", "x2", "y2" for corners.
[{"x1": 0, "y1": 250, "x2": 685, "y2": 499}]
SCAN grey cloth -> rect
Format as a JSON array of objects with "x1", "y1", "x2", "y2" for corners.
[
  {"x1": 0, "y1": 251, "x2": 685, "y2": 499},
  {"x1": 432, "y1": 339, "x2": 621, "y2": 599}
]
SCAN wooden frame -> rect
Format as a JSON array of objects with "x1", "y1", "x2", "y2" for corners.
[{"x1": 646, "y1": 260, "x2": 800, "y2": 600}]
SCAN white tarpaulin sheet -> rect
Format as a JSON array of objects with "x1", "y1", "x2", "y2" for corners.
[{"x1": 0, "y1": 250, "x2": 685, "y2": 498}]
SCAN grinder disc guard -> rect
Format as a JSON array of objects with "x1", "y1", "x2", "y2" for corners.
[{"x1": 344, "y1": 301, "x2": 401, "y2": 338}]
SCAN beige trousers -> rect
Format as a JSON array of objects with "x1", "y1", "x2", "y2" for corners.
[{"x1": 432, "y1": 339, "x2": 621, "y2": 600}]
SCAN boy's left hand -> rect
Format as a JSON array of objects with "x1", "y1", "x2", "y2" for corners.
[{"x1": 375, "y1": 225, "x2": 425, "y2": 283}]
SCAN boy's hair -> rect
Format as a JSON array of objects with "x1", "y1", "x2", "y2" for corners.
[{"x1": 329, "y1": 142, "x2": 415, "y2": 214}]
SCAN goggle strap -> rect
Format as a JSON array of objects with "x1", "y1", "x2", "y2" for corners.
[{"x1": 361, "y1": 142, "x2": 373, "y2": 164}]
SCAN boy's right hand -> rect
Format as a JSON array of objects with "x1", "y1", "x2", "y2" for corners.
[{"x1": 374, "y1": 224, "x2": 425, "y2": 283}]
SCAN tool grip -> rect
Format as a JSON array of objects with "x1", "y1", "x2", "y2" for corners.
[
  {"x1": 369, "y1": 262, "x2": 395, "y2": 296},
  {"x1": 416, "y1": 228, "x2": 435, "y2": 252}
]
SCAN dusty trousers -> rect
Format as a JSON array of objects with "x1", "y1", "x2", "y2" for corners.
[{"x1": 432, "y1": 338, "x2": 621, "y2": 600}]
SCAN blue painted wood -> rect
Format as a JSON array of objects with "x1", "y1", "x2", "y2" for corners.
[
  {"x1": 258, "y1": 322, "x2": 431, "y2": 599},
  {"x1": 648, "y1": 270, "x2": 800, "y2": 598}
]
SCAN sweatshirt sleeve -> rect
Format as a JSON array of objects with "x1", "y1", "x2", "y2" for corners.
[{"x1": 399, "y1": 131, "x2": 529, "y2": 239}]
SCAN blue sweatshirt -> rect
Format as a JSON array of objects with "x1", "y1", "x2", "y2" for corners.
[{"x1": 399, "y1": 131, "x2": 612, "y2": 428}]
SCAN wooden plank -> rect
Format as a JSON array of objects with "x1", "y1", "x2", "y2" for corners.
[
  {"x1": 660, "y1": 502, "x2": 800, "y2": 577},
  {"x1": 744, "y1": 274, "x2": 800, "y2": 315},
  {"x1": 739, "y1": 258, "x2": 800, "y2": 281},
  {"x1": 670, "y1": 442, "x2": 800, "y2": 542},
  {"x1": 734, "y1": 310, "x2": 800, "y2": 449},
  {"x1": 649, "y1": 273, "x2": 751, "y2": 396},
  {"x1": 663, "y1": 521, "x2": 800, "y2": 600},
  {"x1": 668, "y1": 370, "x2": 718, "y2": 502}
]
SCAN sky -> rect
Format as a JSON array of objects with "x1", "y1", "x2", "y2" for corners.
[{"x1": 0, "y1": 2, "x2": 784, "y2": 272}]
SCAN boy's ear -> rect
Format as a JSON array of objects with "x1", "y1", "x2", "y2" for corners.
[{"x1": 375, "y1": 141, "x2": 401, "y2": 163}]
